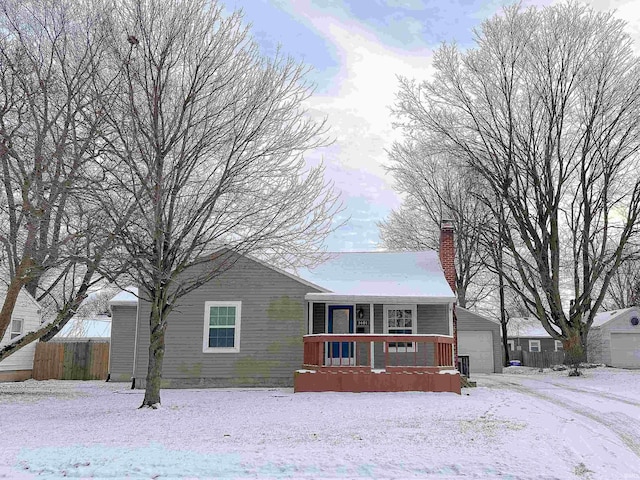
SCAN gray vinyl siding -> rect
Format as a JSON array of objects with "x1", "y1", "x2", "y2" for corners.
[
  {"x1": 373, "y1": 303, "x2": 449, "y2": 369},
  {"x1": 456, "y1": 307, "x2": 502, "y2": 373},
  {"x1": 132, "y1": 254, "x2": 321, "y2": 388},
  {"x1": 108, "y1": 305, "x2": 138, "y2": 382}
]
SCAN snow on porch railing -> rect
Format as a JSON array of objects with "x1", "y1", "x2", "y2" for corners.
[{"x1": 302, "y1": 334, "x2": 455, "y2": 370}]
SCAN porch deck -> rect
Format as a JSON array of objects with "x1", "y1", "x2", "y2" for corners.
[{"x1": 295, "y1": 334, "x2": 460, "y2": 394}]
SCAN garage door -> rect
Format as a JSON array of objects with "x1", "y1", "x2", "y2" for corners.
[
  {"x1": 610, "y1": 333, "x2": 640, "y2": 368},
  {"x1": 458, "y1": 331, "x2": 494, "y2": 374}
]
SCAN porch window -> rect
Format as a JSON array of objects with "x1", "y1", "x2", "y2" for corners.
[
  {"x1": 10, "y1": 318, "x2": 23, "y2": 340},
  {"x1": 384, "y1": 305, "x2": 416, "y2": 352},
  {"x1": 529, "y1": 339, "x2": 541, "y2": 352},
  {"x1": 554, "y1": 340, "x2": 563, "y2": 352},
  {"x1": 203, "y1": 301, "x2": 241, "y2": 353},
  {"x1": 507, "y1": 339, "x2": 515, "y2": 351}
]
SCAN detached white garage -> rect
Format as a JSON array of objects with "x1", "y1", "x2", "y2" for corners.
[
  {"x1": 610, "y1": 333, "x2": 640, "y2": 368},
  {"x1": 456, "y1": 307, "x2": 501, "y2": 374},
  {"x1": 588, "y1": 308, "x2": 640, "y2": 369}
]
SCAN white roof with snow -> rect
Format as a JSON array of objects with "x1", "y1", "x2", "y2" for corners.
[
  {"x1": 507, "y1": 320, "x2": 554, "y2": 338},
  {"x1": 592, "y1": 307, "x2": 639, "y2": 328},
  {"x1": 296, "y1": 251, "x2": 456, "y2": 303},
  {"x1": 108, "y1": 286, "x2": 138, "y2": 306},
  {"x1": 56, "y1": 314, "x2": 111, "y2": 338}
]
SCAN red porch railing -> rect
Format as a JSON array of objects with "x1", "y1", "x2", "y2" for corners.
[{"x1": 302, "y1": 334, "x2": 455, "y2": 372}]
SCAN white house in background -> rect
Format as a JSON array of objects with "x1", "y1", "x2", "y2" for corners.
[
  {"x1": 588, "y1": 307, "x2": 640, "y2": 368},
  {"x1": 0, "y1": 285, "x2": 42, "y2": 381}
]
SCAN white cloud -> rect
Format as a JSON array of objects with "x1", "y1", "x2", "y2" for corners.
[{"x1": 291, "y1": 4, "x2": 434, "y2": 207}]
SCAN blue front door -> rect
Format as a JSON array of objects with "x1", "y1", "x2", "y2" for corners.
[{"x1": 327, "y1": 305, "x2": 354, "y2": 365}]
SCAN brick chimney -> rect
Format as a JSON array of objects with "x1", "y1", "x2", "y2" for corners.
[
  {"x1": 439, "y1": 219, "x2": 458, "y2": 371},
  {"x1": 439, "y1": 219, "x2": 456, "y2": 293}
]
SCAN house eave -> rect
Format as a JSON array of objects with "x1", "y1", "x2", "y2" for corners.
[{"x1": 304, "y1": 293, "x2": 456, "y2": 304}]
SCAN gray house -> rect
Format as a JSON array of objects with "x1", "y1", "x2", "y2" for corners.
[{"x1": 588, "y1": 307, "x2": 640, "y2": 368}]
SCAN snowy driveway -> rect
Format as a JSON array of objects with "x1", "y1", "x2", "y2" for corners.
[
  {"x1": 0, "y1": 368, "x2": 639, "y2": 479},
  {"x1": 477, "y1": 371, "x2": 640, "y2": 458}
]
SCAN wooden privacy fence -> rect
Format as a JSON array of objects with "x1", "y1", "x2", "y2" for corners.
[
  {"x1": 33, "y1": 341, "x2": 110, "y2": 380},
  {"x1": 509, "y1": 350, "x2": 566, "y2": 369}
]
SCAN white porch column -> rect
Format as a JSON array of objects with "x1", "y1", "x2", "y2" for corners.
[
  {"x1": 370, "y1": 302, "x2": 375, "y2": 369},
  {"x1": 308, "y1": 301, "x2": 313, "y2": 335}
]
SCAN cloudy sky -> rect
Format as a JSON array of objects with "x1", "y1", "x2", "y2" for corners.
[{"x1": 230, "y1": 0, "x2": 640, "y2": 252}]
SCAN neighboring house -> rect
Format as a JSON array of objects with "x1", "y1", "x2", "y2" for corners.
[
  {"x1": 456, "y1": 307, "x2": 502, "y2": 374},
  {"x1": 0, "y1": 285, "x2": 42, "y2": 381},
  {"x1": 109, "y1": 222, "x2": 471, "y2": 393},
  {"x1": 588, "y1": 307, "x2": 640, "y2": 368},
  {"x1": 506, "y1": 320, "x2": 564, "y2": 354}
]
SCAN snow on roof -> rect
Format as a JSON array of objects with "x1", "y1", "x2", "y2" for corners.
[
  {"x1": 108, "y1": 286, "x2": 138, "y2": 306},
  {"x1": 296, "y1": 251, "x2": 455, "y2": 301},
  {"x1": 57, "y1": 314, "x2": 111, "y2": 338},
  {"x1": 507, "y1": 319, "x2": 555, "y2": 338},
  {"x1": 592, "y1": 307, "x2": 639, "y2": 328}
]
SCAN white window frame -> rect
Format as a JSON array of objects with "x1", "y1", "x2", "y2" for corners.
[
  {"x1": 203, "y1": 301, "x2": 241, "y2": 353},
  {"x1": 554, "y1": 340, "x2": 563, "y2": 352},
  {"x1": 383, "y1": 304, "x2": 417, "y2": 353},
  {"x1": 10, "y1": 318, "x2": 23, "y2": 340},
  {"x1": 529, "y1": 339, "x2": 541, "y2": 353},
  {"x1": 507, "y1": 339, "x2": 515, "y2": 351}
]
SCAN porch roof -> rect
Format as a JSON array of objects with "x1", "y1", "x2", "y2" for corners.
[{"x1": 297, "y1": 251, "x2": 456, "y2": 304}]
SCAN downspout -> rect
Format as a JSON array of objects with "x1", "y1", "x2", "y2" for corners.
[
  {"x1": 106, "y1": 306, "x2": 113, "y2": 382},
  {"x1": 131, "y1": 296, "x2": 140, "y2": 389}
]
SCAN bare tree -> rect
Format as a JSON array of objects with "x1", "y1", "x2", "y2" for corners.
[
  {"x1": 0, "y1": 0, "x2": 125, "y2": 343},
  {"x1": 99, "y1": 0, "x2": 340, "y2": 407},
  {"x1": 0, "y1": 0, "x2": 133, "y2": 361},
  {"x1": 603, "y1": 255, "x2": 640, "y2": 309},
  {"x1": 393, "y1": 2, "x2": 640, "y2": 369},
  {"x1": 380, "y1": 141, "x2": 490, "y2": 309}
]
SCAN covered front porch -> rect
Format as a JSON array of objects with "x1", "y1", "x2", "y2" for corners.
[
  {"x1": 295, "y1": 299, "x2": 460, "y2": 394},
  {"x1": 295, "y1": 333, "x2": 460, "y2": 393}
]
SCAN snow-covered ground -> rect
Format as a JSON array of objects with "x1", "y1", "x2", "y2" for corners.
[{"x1": 0, "y1": 367, "x2": 639, "y2": 479}]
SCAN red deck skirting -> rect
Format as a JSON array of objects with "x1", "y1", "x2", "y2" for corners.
[{"x1": 294, "y1": 369, "x2": 461, "y2": 394}]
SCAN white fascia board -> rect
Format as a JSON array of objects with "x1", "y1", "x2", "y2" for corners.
[
  {"x1": 304, "y1": 293, "x2": 456, "y2": 304},
  {"x1": 108, "y1": 300, "x2": 138, "y2": 306}
]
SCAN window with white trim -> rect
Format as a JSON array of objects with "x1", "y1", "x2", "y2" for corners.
[
  {"x1": 554, "y1": 340, "x2": 563, "y2": 352},
  {"x1": 203, "y1": 301, "x2": 241, "y2": 353},
  {"x1": 10, "y1": 318, "x2": 23, "y2": 340},
  {"x1": 529, "y1": 339, "x2": 541, "y2": 352},
  {"x1": 384, "y1": 305, "x2": 417, "y2": 352},
  {"x1": 507, "y1": 339, "x2": 515, "y2": 351}
]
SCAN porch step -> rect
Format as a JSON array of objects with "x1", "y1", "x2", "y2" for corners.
[{"x1": 460, "y1": 376, "x2": 476, "y2": 388}]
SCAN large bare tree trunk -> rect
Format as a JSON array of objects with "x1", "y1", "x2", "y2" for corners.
[{"x1": 141, "y1": 301, "x2": 167, "y2": 408}]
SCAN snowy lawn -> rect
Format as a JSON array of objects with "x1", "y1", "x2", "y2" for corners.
[{"x1": 0, "y1": 367, "x2": 639, "y2": 479}]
